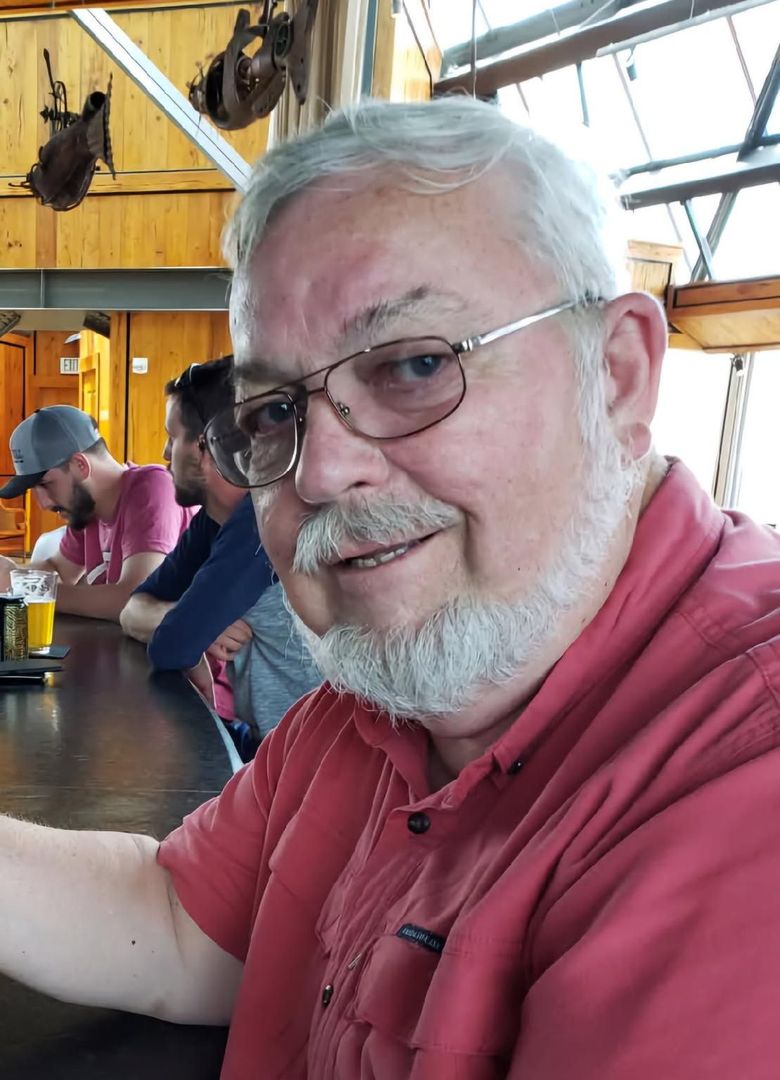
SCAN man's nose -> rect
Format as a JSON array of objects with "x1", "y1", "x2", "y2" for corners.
[
  {"x1": 34, "y1": 487, "x2": 54, "y2": 510},
  {"x1": 293, "y1": 396, "x2": 391, "y2": 506}
]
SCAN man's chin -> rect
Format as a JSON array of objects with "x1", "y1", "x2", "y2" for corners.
[
  {"x1": 67, "y1": 516, "x2": 93, "y2": 531},
  {"x1": 174, "y1": 485, "x2": 204, "y2": 508}
]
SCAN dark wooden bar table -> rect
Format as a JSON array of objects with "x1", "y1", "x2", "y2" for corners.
[{"x1": 0, "y1": 615, "x2": 238, "y2": 1079}]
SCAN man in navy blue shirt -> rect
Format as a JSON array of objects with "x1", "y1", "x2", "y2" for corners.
[{"x1": 120, "y1": 357, "x2": 274, "y2": 755}]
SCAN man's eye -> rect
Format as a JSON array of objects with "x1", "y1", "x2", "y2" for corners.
[
  {"x1": 240, "y1": 397, "x2": 295, "y2": 436},
  {"x1": 369, "y1": 350, "x2": 453, "y2": 388},
  {"x1": 393, "y1": 353, "x2": 446, "y2": 380}
]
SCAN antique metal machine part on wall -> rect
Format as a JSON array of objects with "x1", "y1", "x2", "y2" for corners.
[
  {"x1": 18, "y1": 49, "x2": 115, "y2": 212},
  {"x1": 188, "y1": 0, "x2": 319, "y2": 130}
]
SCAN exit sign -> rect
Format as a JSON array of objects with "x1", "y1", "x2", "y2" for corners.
[{"x1": 60, "y1": 357, "x2": 79, "y2": 375}]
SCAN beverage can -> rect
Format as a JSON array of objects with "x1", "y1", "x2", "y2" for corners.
[{"x1": 0, "y1": 596, "x2": 29, "y2": 661}]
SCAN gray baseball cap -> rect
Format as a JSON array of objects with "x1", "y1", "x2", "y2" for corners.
[{"x1": 0, "y1": 406, "x2": 102, "y2": 498}]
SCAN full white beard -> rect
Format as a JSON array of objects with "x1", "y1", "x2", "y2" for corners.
[{"x1": 285, "y1": 403, "x2": 639, "y2": 723}]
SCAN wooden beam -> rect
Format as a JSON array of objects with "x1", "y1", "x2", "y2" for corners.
[
  {"x1": 667, "y1": 275, "x2": 780, "y2": 352},
  {"x1": 442, "y1": 0, "x2": 633, "y2": 72},
  {"x1": 0, "y1": 169, "x2": 234, "y2": 198},
  {"x1": 435, "y1": 0, "x2": 774, "y2": 95},
  {"x1": 620, "y1": 145, "x2": 780, "y2": 209}
]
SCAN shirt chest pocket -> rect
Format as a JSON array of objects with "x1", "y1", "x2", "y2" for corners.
[{"x1": 350, "y1": 930, "x2": 524, "y2": 1058}]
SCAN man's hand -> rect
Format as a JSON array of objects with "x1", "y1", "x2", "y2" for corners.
[
  {"x1": 0, "y1": 555, "x2": 18, "y2": 593},
  {"x1": 206, "y1": 618, "x2": 253, "y2": 663}
]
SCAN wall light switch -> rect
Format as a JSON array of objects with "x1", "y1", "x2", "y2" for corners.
[{"x1": 132, "y1": 357, "x2": 149, "y2": 374}]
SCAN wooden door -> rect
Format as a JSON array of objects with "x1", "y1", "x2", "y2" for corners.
[
  {"x1": 126, "y1": 311, "x2": 231, "y2": 465},
  {"x1": 0, "y1": 335, "x2": 25, "y2": 479},
  {"x1": 24, "y1": 332, "x2": 81, "y2": 550},
  {"x1": 79, "y1": 351, "x2": 100, "y2": 424}
]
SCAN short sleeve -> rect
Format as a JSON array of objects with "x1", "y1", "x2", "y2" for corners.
[
  {"x1": 157, "y1": 688, "x2": 330, "y2": 960},
  {"x1": 58, "y1": 526, "x2": 85, "y2": 567},
  {"x1": 119, "y1": 468, "x2": 189, "y2": 560},
  {"x1": 158, "y1": 761, "x2": 268, "y2": 960}
]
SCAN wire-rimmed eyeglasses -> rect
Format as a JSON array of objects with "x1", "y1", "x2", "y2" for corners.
[{"x1": 204, "y1": 296, "x2": 600, "y2": 489}]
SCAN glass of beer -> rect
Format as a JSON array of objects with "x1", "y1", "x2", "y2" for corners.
[{"x1": 9, "y1": 569, "x2": 58, "y2": 652}]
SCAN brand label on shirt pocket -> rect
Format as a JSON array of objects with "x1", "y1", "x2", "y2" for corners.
[{"x1": 396, "y1": 923, "x2": 446, "y2": 954}]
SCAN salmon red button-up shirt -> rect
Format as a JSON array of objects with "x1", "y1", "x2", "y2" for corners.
[{"x1": 159, "y1": 462, "x2": 780, "y2": 1079}]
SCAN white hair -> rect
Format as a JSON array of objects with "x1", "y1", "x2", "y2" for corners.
[{"x1": 225, "y1": 96, "x2": 626, "y2": 304}]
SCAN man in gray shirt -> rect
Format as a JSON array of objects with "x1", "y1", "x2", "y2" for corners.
[{"x1": 229, "y1": 582, "x2": 321, "y2": 742}]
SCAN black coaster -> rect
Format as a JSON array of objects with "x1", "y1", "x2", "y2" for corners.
[
  {"x1": 0, "y1": 658, "x2": 64, "y2": 676},
  {"x1": 28, "y1": 644, "x2": 70, "y2": 659}
]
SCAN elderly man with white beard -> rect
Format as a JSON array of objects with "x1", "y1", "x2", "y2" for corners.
[{"x1": 3, "y1": 97, "x2": 780, "y2": 1080}]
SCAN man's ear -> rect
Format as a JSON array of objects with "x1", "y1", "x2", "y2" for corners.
[
  {"x1": 197, "y1": 434, "x2": 210, "y2": 460},
  {"x1": 601, "y1": 291, "x2": 667, "y2": 463},
  {"x1": 68, "y1": 452, "x2": 93, "y2": 480},
  {"x1": 200, "y1": 442, "x2": 219, "y2": 478}
]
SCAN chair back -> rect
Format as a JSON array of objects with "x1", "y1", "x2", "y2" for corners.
[{"x1": 0, "y1": 500, "x2": 26, "y2": 557}]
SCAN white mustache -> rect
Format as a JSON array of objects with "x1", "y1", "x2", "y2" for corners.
[{"x1": 293, "y1": 495, "x2": 462, "y2": 574}]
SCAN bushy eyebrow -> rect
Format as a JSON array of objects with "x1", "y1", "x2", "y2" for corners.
[
  {"x1": 233, "y1": 284, "x2": 464, "y2": 393},
  {"x1": 340, "y1": 285, "x2": 461, "y2": 343},
  {"x1": 233, "y1": 355, "x2": 291, "y2": 390}
]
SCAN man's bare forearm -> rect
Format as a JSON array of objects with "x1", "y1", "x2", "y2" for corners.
[
  {"x1": 57, "y1": 582, "x2": 140, "y2": 622},
  {"x1": 120, "y1": 593, "x2": 175, "y2": 643},
  {"x1": 0, "y1": 815, "x2": 241, "y2": 1024}
]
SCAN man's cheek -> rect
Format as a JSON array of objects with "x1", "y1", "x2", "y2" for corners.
[{"x1": 252, "y1": 486, "x2": 284, "y2": 534}]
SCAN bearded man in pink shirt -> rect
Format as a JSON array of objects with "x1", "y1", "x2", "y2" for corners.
[
  {"x1": 3, "y1": 98, "x2": 780, "y2": 1079},
  {"x1": 0, "y1": 406, "x2": 193, "y2": 620}
]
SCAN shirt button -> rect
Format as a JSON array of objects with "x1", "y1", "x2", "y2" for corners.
[
  {"x1": 508, "y1": 758, "x2": 524, "y2": 775},
  {"x1": 407, "y1": 812, "x2": 431, "y2": 835},
  {"x1": 322, "y1": 984, "x2": 334, "y2": 1007}
]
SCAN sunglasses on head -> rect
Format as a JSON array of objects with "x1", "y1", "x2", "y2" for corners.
[{"x1": 173, "y1": 363, "x2": 207, "y2": 427}]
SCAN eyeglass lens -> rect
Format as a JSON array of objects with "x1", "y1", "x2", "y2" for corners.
[{"x1": 207, "y1": 338, "x2": 465, "y2": 488}]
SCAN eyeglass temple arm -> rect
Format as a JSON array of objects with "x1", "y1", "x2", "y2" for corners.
[{"x1": 455, "y1": 298, "x2": 587, "y2": 355}]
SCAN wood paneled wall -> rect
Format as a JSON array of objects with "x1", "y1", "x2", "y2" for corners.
[
  {"x1": 105, "y1": 314, "x2": 129, "y2": 463},
  {"x1": 125, "y1": 311, "x2": 231, "y2": 465},
  {"x1": 0, "y1": 4, "x2": 264, "y2": 268},
  {"x1": 0, "y1": 190, "x2": 237, "y2": 269},
  {"x1": 372, "y1": 0, "x2": 441, "y2": 101}
]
